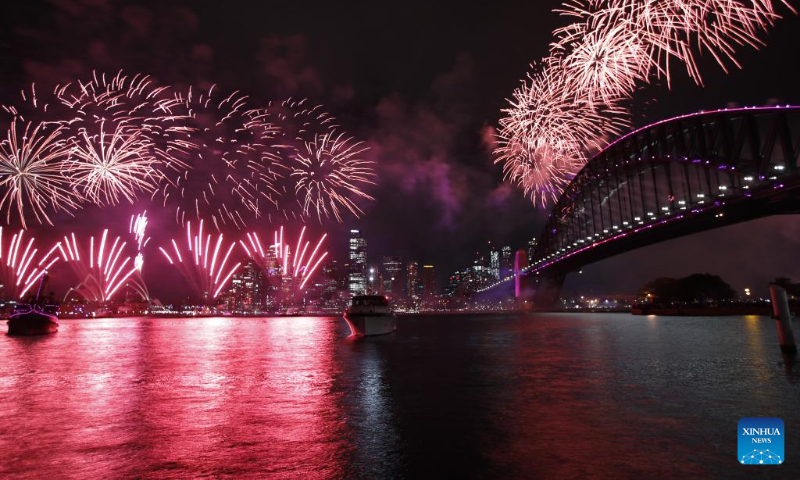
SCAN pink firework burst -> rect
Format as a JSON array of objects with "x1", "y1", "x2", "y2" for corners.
[
  {"x1": 291, "y1": 131, "x2": 375, "y2": 223},
  {"x1": 158, "y1": 219, "x2": 241, "y2": 300},
  {"x1": 495, "y1": 61, "x2": 628, "y2": 206},
  {"x1": 554, "y1": 10, "x2": 649, "y2": 102},
  {"x1": 156, "y1": 86, "x2": 279, "y2": 231},
  {"x1": 238, "y1": 225, "x2": 328, "y2": 291},
  {"x1": 0, "y1": 227, "x2": 62, "y2": 299},
  {"x1": 0, "y1": 119, "x2": 78, "y2": 228},
  {"x1": 58, "y1": 229, "x2": 141, "y2": 302},
  {"x1": 65, "y1": 120, "x2": 162, "y2": 205}
]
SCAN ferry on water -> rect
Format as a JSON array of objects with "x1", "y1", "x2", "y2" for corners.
[
  {"x1": 7, "y1": 274, "x2": 59, "y2": 336},
  {"x1": 343, "y1": 295, "x2": 397, "y2": 337}
]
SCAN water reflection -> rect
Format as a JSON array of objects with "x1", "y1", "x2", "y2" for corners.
[
  {"x1": 0, "y1": 317, "x2": 351, "y2": 478},
  {"x1": 1, "y1": 314, "x2": 799, "y2": 478},
  {"x1": 338, "y1": 336, "x2": 401, "y2": 478}
]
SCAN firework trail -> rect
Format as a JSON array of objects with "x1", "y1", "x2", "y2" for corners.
[
  {"x1": 156, "y1": 85, "x2": 280, "y2": 231},
  {"x1": 0, "y1": 73, "x2": 376, "y2": 229},
  {"x1": 290, "y1": 131, "x2": 375, "y2": 222},
  {"x1": 555, "y1": 0, "x2": 791, "y2": 87},
  {"x1": 58, "y1": 71, "x2": 179, "y2": 119},
  {"x1": 238, "y1": 225, "x2": 328, "y2": 290},
  {"x1": 0, "y1": 72, "x2": 183, "y2": 220},
  {"x1": 495, "y1": 60, "x2": 628, "y2": 206},
  {"x1": 0, "y1": 119, "x2": 78, "y2": 228},
  {"x1": 251, "y1": 98, "x2": 375, "y2": 223},
  {"x1": 57, "y1": 71, "x2": 190, "y2": 180},
  {"x1": 552, "y1": 11, "x2": 648, "y2": 102},
  {"x1": 158, "y1": 219, "x2": 241, "y2": 300},
  {"x1": 0, "y1": 227, "x2": 62, "y2": 299},
  {"x1": 59, "y1": 229, "x2": 140, "y2": 302},
  {"x1": 128, "y1": 211, "x2": 151, "y2": 300},
  {"x1": 498, "y1": 0, "x2": 796, "y2": 207},
  {"x1": 66, "y1": 120, "x2": 162, "y2": 206},
  {"x1": 129, "y1": 211, "x2": 151, "y2": 250}
]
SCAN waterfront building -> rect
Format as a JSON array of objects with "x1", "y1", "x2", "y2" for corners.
[
  {"x1": 527, "y1": 237, "x2": 537, "y2": 263},
  {"x1": 322, "y1": 260, "x2": 345, "y2": 312},
  {"x1": 407, "y1": 261, "x2": 420, "y2": 306},
  {"x1": 348, "y1": 229, "x2": 367, "y2": 297},
  {"x1": 421, "y1": 265, "x2": 436, "y2": 301},
  {"x1": 489, "y1": 242, "x2": 500, "y2": 280},
  {"x1": 263, "y1": 255, "x2": 281, "y2": 312},
  {"x1": 382, "y1": 256, "x2": 403, "y2": 299},
  {"x1": 500, "y1": 246, "x2": 512, "y2": 278},
  {"x1": 471, "y1": 249, "x2": 494, "y2": 290},
  {"x1": 367, "y1": 266, "x2": 383, "y2": 295},
  {"x1": 224, "y1": 258, "x2": 266, "y2": 313},
  {"x1": 445, "y1": 268, "x2": 472, "y2": 298}
]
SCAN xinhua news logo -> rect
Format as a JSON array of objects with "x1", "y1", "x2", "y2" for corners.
[{"x1": 739, "y1": 418, "x2": 784, "y2": 465}]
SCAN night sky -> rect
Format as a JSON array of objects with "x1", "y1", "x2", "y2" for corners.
[{"x1": 1, "y1": 0, "x2": 799, "y2": 299}]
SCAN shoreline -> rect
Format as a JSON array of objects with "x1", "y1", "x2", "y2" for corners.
[{"x1": 46, "y1": 306, "x2": 790, "y2": 321}]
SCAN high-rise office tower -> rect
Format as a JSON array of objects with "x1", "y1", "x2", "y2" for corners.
[
  {"x1": 500, "y1": 246, "x2": 513, "y2": 278},
  {"x1": 489, "y1": 242, "x2": 500, "y2": 280},
  {"x1": 348, "y1": 230, "x2": 367, "y2": 297},
  {"x1": 407, "y1": 261, "x2": 420, "y2": 305},
  {"x1": 225, "y1": 258, "x2": 266, "y2": 313},
  {"x1": 421, "y1": 265, "x2": 436, "y2": 301},
  {"x1": 367, "y1": 265, "x2": 383, "y2": 295},
  {"x1": 527, "y1": 238, "x2": 537, "y2": 263},
  {"x1": 382, "y1": 256, "x2": 403, "y2": 298}
]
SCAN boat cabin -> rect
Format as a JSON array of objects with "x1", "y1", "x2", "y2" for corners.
[
  {"x1": 348, "y1": 295, "x2": 391, "y2": 315},
  {"x1": 351, "y1": 295, "x2": 389, "y2": 307}
]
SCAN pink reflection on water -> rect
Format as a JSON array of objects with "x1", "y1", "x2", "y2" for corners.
[{"x1": 0, "y1": 316, "x2": 350, "y2": 478}]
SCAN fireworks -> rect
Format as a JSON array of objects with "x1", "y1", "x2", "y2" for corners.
[
  {"x1": 128, "y1": 211, "x2": 151, "y2": 300},
  {"x1": 156, "y1": 86, "x2": 280, "y2": 230},
  {"x1": 0, "y1": 119, "x2": 78, "y2": 228},
  {"x1": 291, "y1": 131, "x2": 375, "y2": 222},
  {"x1": 250, "y1": 98, "x2": 375, "y2": 223},
  {"x1": 59, "y1": 229, "x2": 140, "y2": 302},
  {"x1": 129, "y1": 211, "x2": 150, "y2": 250},
  {"x1": 498, "y1": 0, "x2": 796, "y2": 206},
  {"x1": 0, "y1": 227, "x2": 62, "y2": 299},
  {"x1": 158, "y1": 219, "x2": 241, "y2": 300},
  {"x1": 238, "y1": 225, "x2": 328, "y2": 291},
  {"x1": 556, "y1": 0, "x2": 788, "y2": 86},
  {"x1": 554, "y1": 13, "x2": 648, "y2": 102},
  {"x1": 66, "y1": 120, "x2": 162, "y2": 206},
  {"x1": 0, "y1": 73, "x2": 375, "y2": 229},
  {"x1": 495, "y1": 61, "x2": 628, "y2": 206}
]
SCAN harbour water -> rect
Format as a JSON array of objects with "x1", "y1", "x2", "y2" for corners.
[{"x1": 1, "y1": 313, "x2": 798, "y2": 478}]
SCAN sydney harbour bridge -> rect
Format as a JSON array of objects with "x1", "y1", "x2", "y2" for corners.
[{"x1": 479, "y1": 106, "x2": 800, "y2": 306}]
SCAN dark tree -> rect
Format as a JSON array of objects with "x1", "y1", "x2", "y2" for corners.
[{"x1": 640, "y1": 273, "x2": 736, "y2": 304}]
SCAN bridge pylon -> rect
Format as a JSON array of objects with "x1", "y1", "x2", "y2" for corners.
[{"x1": 514, "y1": 250, "x2": 566, "y2": 309}]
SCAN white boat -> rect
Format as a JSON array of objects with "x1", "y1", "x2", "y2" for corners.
[{"x1": 343, "y1": 295, "x2": 396, "y2": 336}]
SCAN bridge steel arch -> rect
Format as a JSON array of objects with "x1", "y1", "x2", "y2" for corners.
[{"x1": 483, "y1": 107, "x2": 800, "y2": 306}]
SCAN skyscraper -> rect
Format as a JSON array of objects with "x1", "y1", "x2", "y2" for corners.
[
  {"x1": 224, "y1": 258, "x2": 266, "y2": 313},
  {"x1": 407, "y1": 261, "x2": 420, "y2": 306},
  {"x1": 323, "y1": 260, "x2": 340, "y2": 298},
  {"x1": 421, "y1": 265, "x2": 436, "y2": 301},
  {"x1": 500, "y1": 246, "x2": 513, "y2": 278},
  {"x1": 382, "y1": 256, "x2": 403, "y2": 299},
  {"x1": 367, "y1": 265, "x2": 383, "y2": 295},
  {"x1": 348, "y1": 230, "x2": 367, "y2": 297},
  {"x1": 489, "y1": 242, "x2": 500, "y2": 280},
  {"x1": 527, "y1": 237, "x2": 538, "y2": 263}
]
